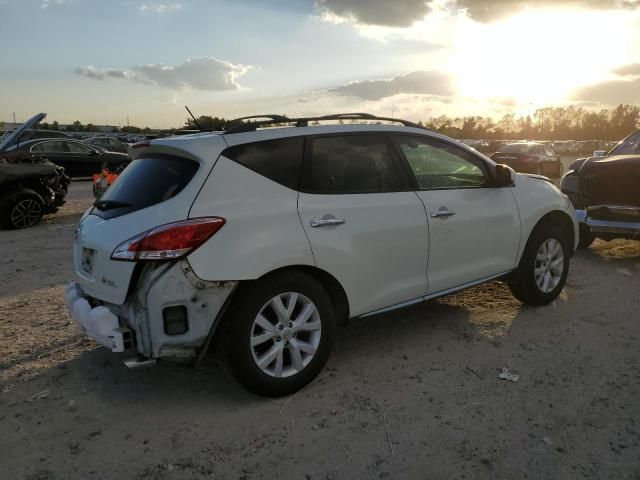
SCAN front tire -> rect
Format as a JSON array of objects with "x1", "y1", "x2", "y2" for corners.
[
  {"x1": 1, "y1": 189, "x2": 45, "y2": 229},
  {"x1": 224, "y1": 271, "x2": 336, "y2": 397},
  {"x1": 509, "y1": 225, "x2": 570, "y2": 305}
]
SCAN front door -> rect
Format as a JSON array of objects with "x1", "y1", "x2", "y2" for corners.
[
  {"x1": 392, "y1": 134, "x2": 521, "y2": 295},
  {"x1": 297, "y1": 133, "x2": 428, "y2": 317}
]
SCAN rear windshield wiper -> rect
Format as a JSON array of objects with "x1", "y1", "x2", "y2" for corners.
[{"x1": 93, "y1": 199, "x2": 133, "y2": 211}]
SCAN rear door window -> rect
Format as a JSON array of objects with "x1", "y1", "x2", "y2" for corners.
[
  {"x1": 33, "y1": 141, "x2": 68, "y2": 153},
  {"x1": 92, "y1": 155, "x2": 199, "y2": 220},
  {"x1": 67, "y1": 142, "x2": 94, "y2": 154},
  {"x1": 301, "y1": 134, "x2": 404, "y2": 194},
  {"x1": 222, "y1": 137, "x2": 303, "y2": 190}
]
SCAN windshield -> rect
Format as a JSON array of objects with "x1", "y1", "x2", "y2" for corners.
[
  {"x1": 498, "y1": 144, "x2": 533, "y2": 154},
  {"x1": 609, "y1": 130, "x2": 640, "y2": 155}
]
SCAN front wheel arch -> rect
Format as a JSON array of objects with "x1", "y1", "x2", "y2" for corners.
[{"x1": 523, "y1": 210, "x2": 575, "y2": 260}]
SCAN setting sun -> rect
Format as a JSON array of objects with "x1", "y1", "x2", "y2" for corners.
[{"x1": 451, "y1": 9, "x2": 636, "y2": 106}]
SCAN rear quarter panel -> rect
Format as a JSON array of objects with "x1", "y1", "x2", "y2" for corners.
[{"x1": 187, "y1": 157, "x2": 315, "y2": 280}]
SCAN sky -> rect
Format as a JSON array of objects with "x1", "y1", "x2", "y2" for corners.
[{"x1": 0, "y1": 0, "x2": 639, "y2": 128}]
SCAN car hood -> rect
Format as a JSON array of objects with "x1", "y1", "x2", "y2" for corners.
[
  {"x1": 522, "y1": 173, "x2": 553, "y2": 183},
  {"x1": 0, "y1": 161, "x2": 59, "y2": 186},
  {"x1": 0, "y1": 112, "x2": 46, "y2": 153}
]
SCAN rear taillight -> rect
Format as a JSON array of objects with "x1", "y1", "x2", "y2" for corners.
[{"x1": 111, "y1": 217, "x2": 225, "y2": 262}]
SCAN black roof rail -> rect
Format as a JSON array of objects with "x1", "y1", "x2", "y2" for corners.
[
  {"x1": 224, "y1": 114, "x2": 291, "y2": 134},
  {"x1": 223, "y1": 112, "x2": 430, "y2": 134}
]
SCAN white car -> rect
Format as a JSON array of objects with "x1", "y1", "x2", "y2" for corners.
[{"x1": 66, "y1": 113, "x2": 578, "y2": 396}]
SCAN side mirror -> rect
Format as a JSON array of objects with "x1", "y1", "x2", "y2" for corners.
[
  {"x1": 494, "y1": 164, "x2": 515, "y2": 187},
  {"x1": 593, "y1": 150, "x2": 607, "y2": 157}
]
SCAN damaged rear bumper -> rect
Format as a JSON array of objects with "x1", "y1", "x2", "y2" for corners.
[
  {"x1": 66, "y1": 282, "x2": 133, "y2": 352},
  {"x1": 67, "y1": 260, "x2": 238, "y2": 362}
]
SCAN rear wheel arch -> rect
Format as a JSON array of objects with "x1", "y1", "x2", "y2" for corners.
[
  {"x1": 253, "y1": 265, "x2": 350, "y2": 322},
  {"x1": 217, "y1": 265, "x2": 349, "y2": 333}
]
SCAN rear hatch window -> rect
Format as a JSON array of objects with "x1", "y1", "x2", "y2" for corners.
[{"x1": 92, "y1": 154, "x2": 199, "y2": 220}]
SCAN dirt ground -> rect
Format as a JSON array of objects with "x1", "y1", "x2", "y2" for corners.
[{"x1": 1, "y1": 180, "x2": 639, "y2": 480}]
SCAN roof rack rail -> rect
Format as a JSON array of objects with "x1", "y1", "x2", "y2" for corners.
[
  {"x1": 224, "y1": 114, "x2": 291, "y2": 134},
  {"x1": 223, "y1": 112, "x2": 430, "y2": 134}
]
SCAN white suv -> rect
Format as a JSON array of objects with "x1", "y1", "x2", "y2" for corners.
[{"x1": 67, "y1": 113, "x2": 578, "y2": 396}]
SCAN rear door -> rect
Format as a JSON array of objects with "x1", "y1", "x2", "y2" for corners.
[
  {"x1": 30, "y1": 140, "x2": 73, "y2": 172},
  {"x1": 65, "y1": 142, "x2": 101, "y2": 176},
  {"x1": 297, "y1": 133, "x2": 428, "y2": 317},
  {"x1": 392, "y1": 134, "x2": 520, "y2": 295}
]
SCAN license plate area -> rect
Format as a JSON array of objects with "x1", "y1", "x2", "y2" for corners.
[{"x1": 81, "y1": 248, "x2": 95, "y2": 275}]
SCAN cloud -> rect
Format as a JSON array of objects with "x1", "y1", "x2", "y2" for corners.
[
  {"x1": 74, "y1": 57, "x2": 251, "y2": 91},
  {"x1": 40, "y1": 0, "x2": 70, "y2": 8},
  {"x1": 315, "y1": 0, "x2": 431, "y2": 27},
  {"x1": 330, "y1": 71, "x2": 454, "y2": 100},
  {"x1": 613, "y1": 63, "x2": 640, "y2": 77},
  {"x1": 572, "y1": 77, "x2": 640, "y2": 104},
  {"x1": 139, "y1": 2, "x2": 181, "y2": 13},
  {"x1": 73, "y1": 66, "x2": 136, "y2": 80},
  {"x1": 451, "y1": 0, "x2": 640, "y2": 23}
]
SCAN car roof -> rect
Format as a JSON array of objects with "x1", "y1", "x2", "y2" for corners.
[
  {"x1": 135, "y1": 122, "x2": 496, "y2": 166},
  {"x1": 15, "y1": 138, "x2": 95, "y2": 148}
]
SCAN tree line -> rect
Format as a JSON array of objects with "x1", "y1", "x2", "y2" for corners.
[
  {"x1": 185, "y1": 105, "x2": 640, "y2": 141},
  {"x1": 33, "y1": 104, "x2": 640, "y2": 140},
  {"x1": 421, "y1": 104, "x2": 640, "y2": 140}
]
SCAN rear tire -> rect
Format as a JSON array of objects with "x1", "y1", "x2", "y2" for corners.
[
  {"x1": 1, "y1": 189, "x2": 45, "y2": 229},
  {"x1": 224, "y1": 271, "x2": 336, "y2": 397},
  {"x1": 509, "y1": 225, "x2": 570, "y2": 305}
]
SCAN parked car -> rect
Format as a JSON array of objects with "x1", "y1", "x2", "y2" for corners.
[
  {"x1": 2, "y1": 113, "x2": 130, "y2": 178},
  {"x1": 66, "y1": 113, "x2": 578, "y2": 396},
  {"x1": 560, "y1": 129, "x2": 640, "y2": 248},
  {"x1": 84, "y1": 136, "x2": 130, "y2": 153},
  {"x1": 0, "y1": 151, "x2": 69, "y2": 229},
  {"x1": 490, "y1": 142, "x2": 563, "y2": 177}
]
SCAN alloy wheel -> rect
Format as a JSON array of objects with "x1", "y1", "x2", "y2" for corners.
[
  {"x1": 10, "y1": 198, "x2": 42, "y2": 228},
  {"x1": 534, "y1": 238, "x2": 564, "y2": 293},
  {"x1": 250, "y1": 292, "x2": 322, "y2": 378}
]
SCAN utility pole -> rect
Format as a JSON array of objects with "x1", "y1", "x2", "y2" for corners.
[{"x1": 13, "y1": 112, "x2": 16, "y2": 124}]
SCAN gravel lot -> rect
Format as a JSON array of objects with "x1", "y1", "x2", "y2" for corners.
[{"x1": 0, "y1": 180, "x2": 639, "y2": 480}]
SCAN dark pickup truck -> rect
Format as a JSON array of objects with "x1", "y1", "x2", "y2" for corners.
[{"x1": 560, "y1": 130, "x2": 640, "y2": 247}]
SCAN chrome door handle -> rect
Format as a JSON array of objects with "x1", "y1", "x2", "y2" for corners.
[
  {"x1": 310, "y1": 217, "x2": 346, "y2": 228},
  {"x1": 430, "y1": 207, "x2": 456, "y2": 218}
]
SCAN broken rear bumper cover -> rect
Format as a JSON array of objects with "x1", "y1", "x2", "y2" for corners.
[
  {"x1": 66, "y1": 282, "x2": 133, "y2": 352},
  {"x1": 66, "y1": 261, "x2": 238, "y2": 362}
]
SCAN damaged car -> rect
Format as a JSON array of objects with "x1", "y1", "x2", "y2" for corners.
[
  {"x1": 561, "y1": 130, "x2": 640, "y2": 248},
  {"x1": 67, "y1": 113, "x2": 577, "y2": 396},
  {"x1": 0, "y1": 113, "x2": 70, "y2": 229},
  {"x1": 0, "y1": 153, "x2": 69, "y2": 229}
]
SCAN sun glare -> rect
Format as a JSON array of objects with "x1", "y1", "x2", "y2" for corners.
[{"x1": 450, "y1": 9, "x2": 635, "y2": 106}]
